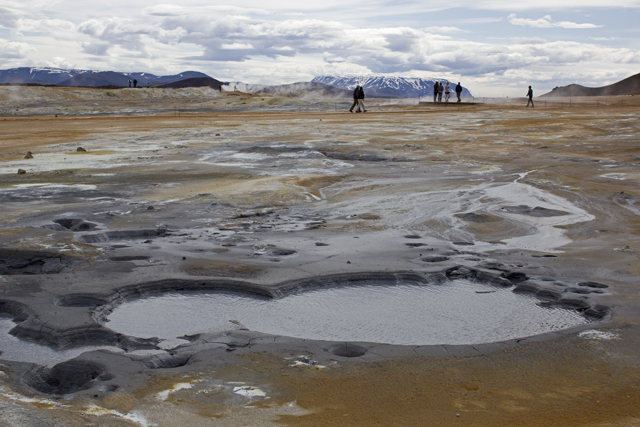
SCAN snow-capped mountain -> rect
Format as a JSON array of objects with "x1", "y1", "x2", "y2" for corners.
[
  {"x1": 0, "y1": 67, "x2": 211, "y2": 87},
  {"x1": 312, "y1": 75, "x2": 473, "y2": 98}
]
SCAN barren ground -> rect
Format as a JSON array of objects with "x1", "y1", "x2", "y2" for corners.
[{"x1": 0, "y1": 87, "x2": 639, "y2": 426}]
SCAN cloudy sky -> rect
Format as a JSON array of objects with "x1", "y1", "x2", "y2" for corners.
[{"x1": 1, "y1": 0, "x2": 639, "y2": 96}]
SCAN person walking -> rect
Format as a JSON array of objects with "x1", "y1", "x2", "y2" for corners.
[
  {"x1": 433, "y1": 82, "x2": 439, "y2": 103},
  {"x1": 133, "y1": 79, "x2": 137, "y2": 88},
  {"x1": 437, "y1": 81, "x2": 444, "y2": 102},
  {"x1": 526, "y1": 85, "x2": 534, "y2": 107},
  {"x1": 128, "y1": 79, "x2": 132, "y2": 88},
  {"x1": 444, "y1": 82, "x2": 451, "y2": 102},
  {"x1": 350, "y1": 85, "x2": 360, "y2": 113},
  {"x1": 357, "y1": 85, "x2": 366, "y2": 112},
  {"x1": 455, "y1": 82, "x2": 462, "y2": 103}
]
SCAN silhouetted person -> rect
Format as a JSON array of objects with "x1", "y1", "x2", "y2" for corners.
[
  {"x1": 437, "y1": 81, "x2": 444, "y2": 102},
  {"x1": 128, "y1": 80, "x2": 131, "y2": 88},
  {"x1": 455, "y1": 82, "x2": 462, "y2": 103},
  {"x1": 433, "y1": 82, "x2": 439, "y2": 103},
  {"x1": 133, "y1": 79, "x2": 137, "y2": 88},
  {"x1": 526, "y1": 85, "x2": 534, "y2": 107},
  {"x1": 147, "y1": 82, "x2": 150, "y2": 88},
  {"x1": 357, "y1": 85, "x2": 366, "y2": 112},
  {"x1": 350, "y1": 85, "x2": 360, "y2": 113}
]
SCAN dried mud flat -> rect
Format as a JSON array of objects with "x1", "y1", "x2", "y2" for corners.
[{"x1": 1, "y1": 87, "x2": 640, "y2": 426}]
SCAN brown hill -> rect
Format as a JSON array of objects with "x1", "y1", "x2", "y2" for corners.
[{"x1": 542, "y1": 72, "x2": 640, "y2": 97}]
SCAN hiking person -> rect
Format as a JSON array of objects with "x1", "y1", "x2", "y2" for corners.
[
  {"x1": 433, "y1": 82, "x2": 439, "y2": 103},
  {"x1": 455, "y1": 82, "x2": 462, "y2": 103},
  {"x1": 128, "y1": 79, "x2": 131, "y2": 88},
  {"x1": 133, "y1": 79, "x2": 137, "y2": 88},
  {"x1": 526, "y1": 86, "x2": 534, "y2": 107},
  {"x1": 350, "y1": 85, "x2": 361, "y2": 113},
  {"x1": 437, "y1": 81, "x2": 444, "y2": 102},
  {"x1": 357, "y1": 85, "x2": 366, "y2": 112},
  {"x1": 444, "y1": 82, "x2": 451, "y2": 102}
]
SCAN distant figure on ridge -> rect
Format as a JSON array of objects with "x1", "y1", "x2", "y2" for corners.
[
  {"x1": 357, "y1": 85, "x2": 367, "y2": 112},
  {"x1": 526, "y1": 85, "x2": 534, "y2": 107},
  {"x1": 128, "y1": 79, "x2": 131, "y2": 88},
  {"x1": 350, "y1": 85, "x2": 361, "y2": 113},
  {"x1": 444, "y1": 82, "x2": 451, "y2": 102},
  {"x1": 133, "y1": 79, "x2": 138, "y2": 88},
  {"x1": 437, "y1": 81, "x2": 444, "y2": 102},
  {"x1": 455, "y1": 82, "x2": 462, "y2": 103},
  {"x1": 147, "y1": 82, "x2": 150, "y2": 88},
  {"x1": 433, "y1": 82, "x2": 439, "y2": 103}
]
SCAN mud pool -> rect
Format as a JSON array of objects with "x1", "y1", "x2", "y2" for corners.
[
  {"x1": 0, "y1": 315, "x2": 114, "y2": 366},
  {"x1": 105, "y1": 279, "x2": 589, "y2": 345}
]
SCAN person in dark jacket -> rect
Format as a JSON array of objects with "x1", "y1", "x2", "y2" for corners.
[
  {"x1": 133, "y1": 79, "x2": 137, "y2": 88},
  {"x1": 526, "y1": 85, "x2": 534, "y2": 107},
  {"x1": 433, "y1": 82, "x2": 439, "y2": 103},
  {"x1": 455, "y1": 82, "x2": 463, "y2": 103},
  {"x1": 357, "y1": 85, "x2": 366, "y2": 112},
  {"x1": 349, "y1": 85, "x2": 360, "y2": 113}
]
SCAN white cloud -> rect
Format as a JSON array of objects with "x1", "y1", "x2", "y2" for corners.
[
  {"x1": 508, "y1": 14, "x2": 602, "y2": 29},
  {"x1": 423, "y1": 26, "x2": 465, "y2": 34},
  {"x1": 0, "y1": 40, "x2": 33, "y2": 58},
  {"x1": 221, "y1": 43, "x2": 254, "y2": 49}
]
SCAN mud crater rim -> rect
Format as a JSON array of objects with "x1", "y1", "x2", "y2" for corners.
[{"x1": 99, "y1": 269, "x2": 607, "y2": 347}]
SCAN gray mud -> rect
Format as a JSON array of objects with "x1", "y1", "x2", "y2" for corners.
[{"x1": 1, "y1": 94, "x2": 638, "y2": 426}]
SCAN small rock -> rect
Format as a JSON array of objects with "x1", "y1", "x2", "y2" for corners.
[
  {"x1": 147, "y1": 206, "x2": 155, "y2": 210},
  {"x1": 77, "y1": 147, "x2": 87, "y2": 152},
  {"x1": 182, "y1": 256, "x2": 186, "y2": 260},
  {"x1": 17, "y1": 169, "x2": 26, "y2": 174},
  {"x1": 347, "y1": 260, "x2": 351, "y2": 264},
  {"x1": 215, "y1": 133, "x2": 220, "y2": 136},
  {"x1": 24, "y1": 151, "x2": 33, "y2": 159}
]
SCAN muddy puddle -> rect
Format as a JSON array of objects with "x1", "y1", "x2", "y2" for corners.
[{"x1": 105, "y1": 279, "x2": 590, "y2": 345}]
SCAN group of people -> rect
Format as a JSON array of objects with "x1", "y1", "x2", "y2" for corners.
[
  {"x1": 346, "y1": 81, "x2": 535, "y2": 110},
  {"x1": 433, "y1": 81, "x2": 463, "y2": 103},
  {"x1": 349, "y1": 85, "x2": 367, "y2": 113}
]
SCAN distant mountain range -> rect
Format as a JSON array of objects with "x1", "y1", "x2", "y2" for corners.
[
  {"x1": 542, "y1": 72, "x2": 640, "y2": 97},
  {"x1": 312, "y1": 75, "x2": 473, "y2": 98},
  {"x1": 0, "y1": 68, "x2": 476, "y2": 98},
  {"x1": 0, "y1": 67, "x2": 210, "y2": 87}
]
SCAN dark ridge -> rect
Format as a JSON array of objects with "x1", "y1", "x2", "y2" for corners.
[
  {"x1": 157, "y1": 77, "x2": 224, "y2": 89},
  {"x1": 541, "y1": 72, "x2": 640, "y2": 97}
]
